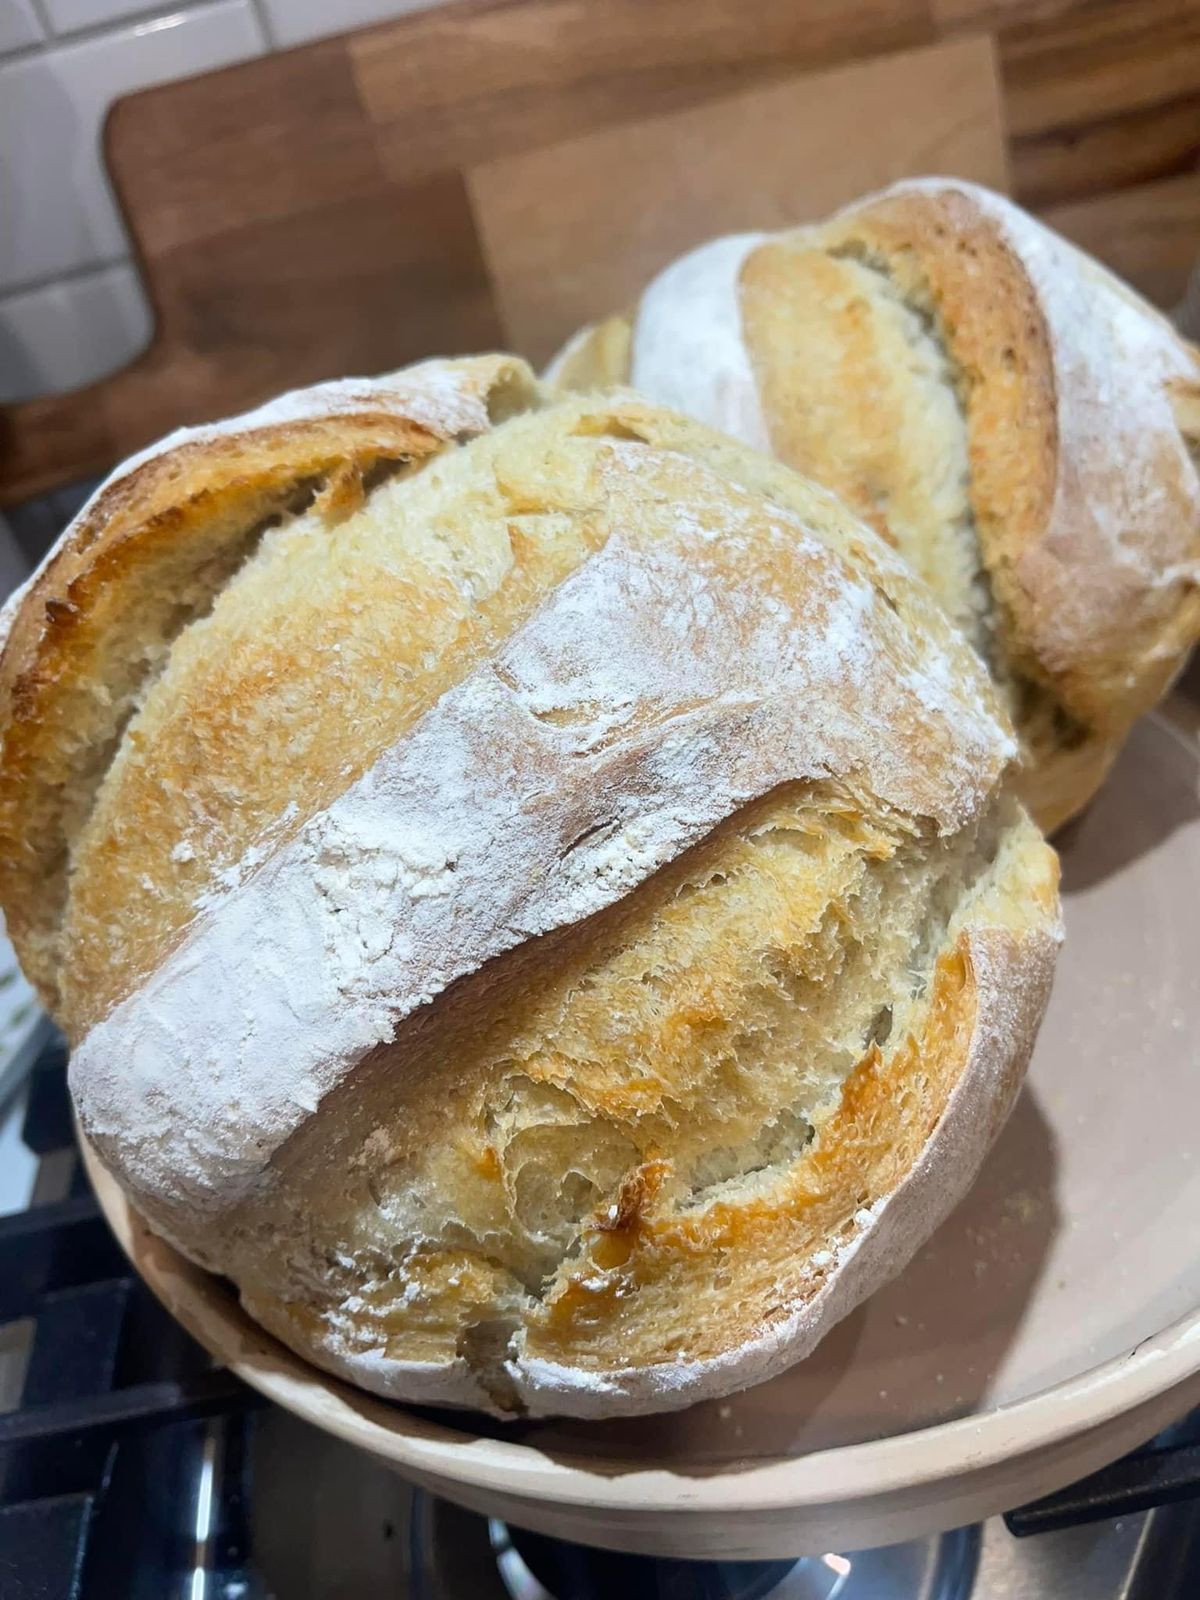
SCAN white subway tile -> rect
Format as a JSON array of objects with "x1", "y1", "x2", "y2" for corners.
[
  {"x1": 0, "y1": 2, "x2": 265, "y2": 291},
  {"x1": 0, "y1": 0, "x2": 42, "y2": 54},
  {"x1": 0, "y1": 260, "x2": 152, "y2": 401},
  {"x1": 260, "y1": 0, "x2": 442, "y2": 50},
  {"x1": 42, "y1": 0, "x2": 169, "y2": 34}
]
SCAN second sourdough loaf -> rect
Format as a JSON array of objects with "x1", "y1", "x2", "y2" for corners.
[
  {"x1": 1, "y1": 359, "x2": 1060, "y2": 1416},
  {"x1": 548, "y1": 179, "x2": 1200, "y2": 833}
]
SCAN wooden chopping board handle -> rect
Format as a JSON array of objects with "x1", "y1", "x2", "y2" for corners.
[{"x1": 1, "y1": 356, "x2": 156, "y2": 510}]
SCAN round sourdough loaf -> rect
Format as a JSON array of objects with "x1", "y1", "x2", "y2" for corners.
[
  {"x1": 547, "y1": 179, "x2": 1200, "y2": 834},
  {"x1": 0, "y1": 358, "x2": 1060, "y2": 1417}
]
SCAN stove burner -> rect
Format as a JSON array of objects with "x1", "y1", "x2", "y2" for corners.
[
  {"x1": 491, "y1": 1519, "x2": 795, "y2": 1598},
  {"x1": 406, "y1": 1483, "x2": 983, "y2": 1600},
  {"x1": 486, "y1": 1516, "x2": 979, "y2": 1600}
]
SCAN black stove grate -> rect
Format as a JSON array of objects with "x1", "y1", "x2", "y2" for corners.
[
  {"x1": 3, "y1": 1032, "x2": 1200, "y2": 1597},
  {"x1": 1004, "y1": 1410, "x2": 1200, "y2": 1537},
  {"x1": 0, "y1": 1032, "x2": 258, "y2": 1600}
]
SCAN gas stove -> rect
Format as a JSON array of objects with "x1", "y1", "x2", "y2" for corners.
[{"x1": 4, "y1": 1034, "x2": 1200, "y2": 1600}]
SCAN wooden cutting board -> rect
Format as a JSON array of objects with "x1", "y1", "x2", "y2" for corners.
[
  {"x1": 470, "y1": 38, "x2": 1008, "y2": 365},
  {"x1": 1, "y1": 0, "x2": 1197, "y2": 505},
  {"x1": 0, "y1": 5, "x2": 1004, "y2": 506}
]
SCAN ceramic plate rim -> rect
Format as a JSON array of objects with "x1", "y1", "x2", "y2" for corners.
[{"x1": 79, "y1": 1136, "x2": 1200, "y2": 1518}]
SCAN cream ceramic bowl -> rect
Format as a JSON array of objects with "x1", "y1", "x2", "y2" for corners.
[{"x1": 81, "y1": 702, "x2": 1200, "y2": 1559}]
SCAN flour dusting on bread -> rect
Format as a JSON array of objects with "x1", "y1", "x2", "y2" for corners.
[
  {"x1": 896, "y1": 179, "x2": 1200, "y2": 655},
  {"x1": 0, "y1": 365, "x2": 1062, "y2": 1418},
  {"x1": 551, "y1": 180, "x2": 1200, "y2": 834},
  {"x1": 631, "y1": 233, "x2": 770, "y2": 451},
  {"x1": 71, "y1": 439, "x2": 1013, "y2": 1225}
]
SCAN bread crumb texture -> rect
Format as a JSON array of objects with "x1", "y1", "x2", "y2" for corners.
[{"x1": 2, "y1": 357, "x2": 1060, "y2": 1415}]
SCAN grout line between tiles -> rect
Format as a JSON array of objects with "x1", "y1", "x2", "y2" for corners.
[
  {"x1": 25, "y1": 0, "x2": 55, "y2": 42},
  {"x1": 0, "y1": 255, "x2": 132, "y2": 305},
  {"x1": 0, "y1": 0, "x2": 258, "y2": 68},
  {"x1": 248, "y1": 0, "x2": 276, "y2": 50}
]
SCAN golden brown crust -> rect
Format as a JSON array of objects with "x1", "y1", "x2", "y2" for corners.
[
  {"x1": 789, "y1": 182, "x2": 1200, "y2": 822},
  {"x1": 1013, "y1": 685, "x2": 1122, "y2": 837},
  {"x1": 20, "y1": 363, "x2": 1059, "y2": 1419},
  {"x1": 549, "y1": 182, "x2": 1200, "y2": 831},
  {"x1": 519, "y1": 813, "x2": 1060, "y2": 1382},
  {"x1": 791, "y1": 186, "x2": 1060, "y2": 685},
  {"x1": 68, "y1": 392, "x2": 1023, "y2": 1212},
  {"x1": 530, "y1": 946, "x2": 977, "y2": 1366},
  {"x1": 0, "y1": 359, "x2": 538, "y2": 1013}
]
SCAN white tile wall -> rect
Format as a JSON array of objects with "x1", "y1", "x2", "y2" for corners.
[
  {"x1": 0, "y1": 0, "x2": 42, "y2": 53},
  {"x1": 259, "y1": 0, "x2": 439, "y2": 49},
  {"x1": 0, "y1": 262, "x2": 153, "y2": 401},
  {"x1": 42, "y1": 0, "x2": 180, "y2": 35},
  {"x1": 0, "y1": 0, "x2": 448, "y2": 424},
  {"x1": 0, "y1": 3, "x2": 266, "y2": 291}
]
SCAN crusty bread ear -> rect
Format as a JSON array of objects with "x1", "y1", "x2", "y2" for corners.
[
  {"x1": 0, "y1": 357, "x2": 538, "y2": 1016},
  {"x1": 45, "y1": 368, "x2": 1059, "y2": 1418},
  {"x1": 547, "y1": 180, "x2": 1200, "y2": 834}
]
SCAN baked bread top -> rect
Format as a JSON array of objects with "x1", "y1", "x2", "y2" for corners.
[
  {"x1": 548, "y1": 179, "x2": 1200, "y2": 832},
  {"x1": 2, "y1": 361, "x2": 1060, "y2": 1416},
  {"x1": 0, "y1": 356, "x2": 536, "y2": 1021}
]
